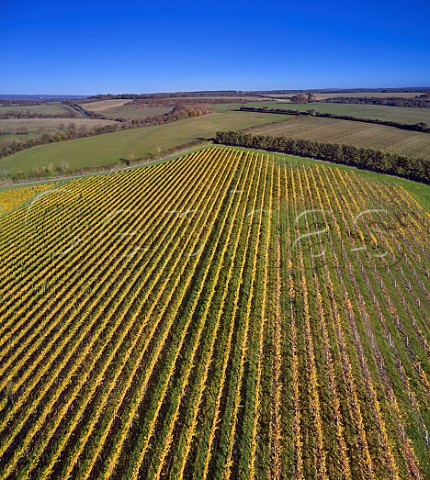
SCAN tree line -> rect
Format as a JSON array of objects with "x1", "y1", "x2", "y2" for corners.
[
  {"x1": 322, "y1": 93, "x2": 430, "y2": 108},
  {"x1": 105, "y1": 103, "x2": 215, "y2": 125},
  {"x1": 0, "y1": 100, "x2": 49, "y2": 107},
  {"x1": 214, "y1": 131, "x2": 430, "y2": 184},
  {"x1": 248, "y1": 88, "x2": 430, "y2": 95},
  {"x1": 131, "y1": 97, "x2": 254, "y2": 108},
  {"x1": 0, "y1": 110, "x2": 76, "y2": 119},
  {"x1": 85, "y1": 91, "x2": 253, "y2": 101},
  {"x1": 239, "y1": 107, "x2": 430, "y2": 133}
]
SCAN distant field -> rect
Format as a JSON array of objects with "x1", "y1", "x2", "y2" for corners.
[
  {"x1": 0, "y1": 118, "x2": 119, "y2": 145},
  {"x1": 314, "y1": 92, "x2": 425, "y2": 100},
  {"x1": 81, "y1": 96, "x2": 266, "y2": 120},
  {"x1": 82, "y1": 100, "x2": 173, "y2": 119},
  {"x1": 264, "y1": 92, "x2": 423, "y2": 100},
  {"x1": 81, "y1": 99, "x2": 132, "y2": 111},
  {"x1": 0, "y1": 111, "x2": 291, "y2": 176},
  {"x1": 279, "y1": 102, "x2": 430, "y2": 124},
  {"x1": 251, "y1": 116, "x2": 430, "y2": 159},
  {"x1": 99, "y1": 104, "x2": 174, "y2": 120},
  {"x1": 0, "y1": 103, "x2": 77, "y2": 117},
  {"x1": 86, "y1": 97, "x2": 264, "y2": 120},
  {"x1": 213, "y1": 102, "x2": 274, "y2": 113},
  {"x1": 144, "y1": 95, "x2": 263, "y2": 102},
  {"x1": 213, "y1": 103, "x2": 253, "y2": 112},
  {"x1": 217, "y1": 101, "x2": 430, "y2": 124}
]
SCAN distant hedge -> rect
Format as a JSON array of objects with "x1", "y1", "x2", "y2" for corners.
[
  {"x1": 322, "y1": 95, "x2": 430, "y2": 108},
  {"x1": 215, "y1": 131, "x2": 430, "y2": 184}
]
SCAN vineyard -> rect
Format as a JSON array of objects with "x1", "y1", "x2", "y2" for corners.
[
  {"x1": 0, "y1": 183, "x2": 55, "y2": 215},
  {"x1": 0, "y1": 146, "x2": 429, "y2": 479}
]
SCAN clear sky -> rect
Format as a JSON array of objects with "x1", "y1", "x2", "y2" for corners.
[{"x1": 1, "y1": 0, "x2": 429, "y2": 95}]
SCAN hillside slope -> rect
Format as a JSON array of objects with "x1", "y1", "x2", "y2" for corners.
[
  {"x1": 0, "y1": 147, "x2": 429, "y2": 479},
  {"x1": 0, "y1": 111, "x2": 291, "y2": 177}
]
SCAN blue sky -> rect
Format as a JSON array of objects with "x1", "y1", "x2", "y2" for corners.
[{"x1": 1, "y1": 0, "x2": 429, "y2": 94}]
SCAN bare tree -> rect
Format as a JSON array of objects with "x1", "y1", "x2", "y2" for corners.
[
  {"x1": 79, "y1": 124, "x2": 88, "y2": 135},
  {"x1": 16, "y1": 126, "x2": 29, "y2": 135}
]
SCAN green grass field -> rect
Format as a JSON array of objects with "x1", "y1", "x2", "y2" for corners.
[
  {"x1": 99, "y1": 104, "x2": 173, "y2": 120},
  {"x1": 213, "y1": 102, "x2": 263, "y2": 113},
  {"x1": 215, "y1": 101, "x2": 430, "y2": 124},
  {"x1": 0, "y1": 111, "x2": 291, "y2": 176},
  {"x1": 282, "y1": 102, "x2": 430, "y2": 124},
  {"x1": 250, "y1": 116, "x2": 430, "y2": 159}
]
